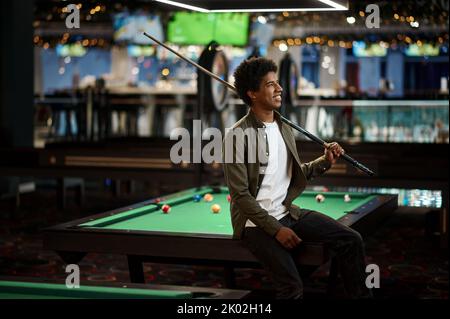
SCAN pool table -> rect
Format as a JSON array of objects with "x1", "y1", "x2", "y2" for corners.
[
  {"x1": 43, "y1": 186, "x2": 397, "y2": 287},
  {"x1": 0, "y1": 276, "x2": 248, "y2": 299}
]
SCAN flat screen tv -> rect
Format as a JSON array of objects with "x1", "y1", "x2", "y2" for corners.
[
  {"x1": 114, "y1": 13, "x2": 164, "y2": 44},
  {"x1": 167, "y1": 12, "x2": 249, "y2": 46}
]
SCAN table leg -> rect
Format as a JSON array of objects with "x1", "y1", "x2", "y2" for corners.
[
  {"x1": 112, "y1": 180, "x2": 122, "y2": 197},
  {"x1": 224, "y1": 266, "x2": 236, "y2": 288},
  {"x1": 327, "y1": 258, "x2": 339, "y2": 296},
  {"x1": 127, "y1": 255, "x2": 145, "y2": 283},
  {"x1": 76, "y1": 181, "x2": 85, "y2": 207},
  {"x1": 57, "y1": 178, "x2": 67, "y2": 210},
  {"x1": 440, "y1": 188, "x2": 448, "y2": 249}
]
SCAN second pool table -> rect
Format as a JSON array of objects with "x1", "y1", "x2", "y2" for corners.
[
  {"x1": 44, "y1": 186, "x2": 397, "y2": 286},
  {"x1": 0, "y1": 276, "x2": 248, "y2": 299}
]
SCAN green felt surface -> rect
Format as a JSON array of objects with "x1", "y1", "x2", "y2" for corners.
[
  {"x1": 79, "y1": 187, "x2": 376, "y2": 235},
  {"x1": 0, "y1": 281, "x2": 192, "y2": 299},
  {"x1": 292, "y1": 192, "x2": 377, "y2": 220}
]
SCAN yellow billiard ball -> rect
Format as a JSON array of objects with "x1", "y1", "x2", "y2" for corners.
[
  {"x1": 203, "y1": 193, "x2": 214, "y2": 202},
  {"x1": 211, "y1": 204, "x2": 221, "y2": 213}
]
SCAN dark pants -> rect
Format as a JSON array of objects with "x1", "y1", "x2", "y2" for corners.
[{"x1": 242, "y1": 210, "x2": 372, "y2": 299}]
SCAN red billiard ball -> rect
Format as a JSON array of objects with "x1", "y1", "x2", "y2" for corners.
[
  {"x1": 154, "y1": 198, "x2": 161, "y2": 204},
  {"x1": 161, "y1": 204, "x2": 171, "y2": 213},
  {"x1": 226, "y1": 195, "x2": 231, "y2": 202}
]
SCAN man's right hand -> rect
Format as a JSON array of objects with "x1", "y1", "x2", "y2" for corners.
[{"x1": 275, "y1": 227, "x2": 302, "y2": 249}]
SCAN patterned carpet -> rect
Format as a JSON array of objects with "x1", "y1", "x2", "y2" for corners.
[{"x1": 0, "y1": 188, "x2": 448, "y2": 299}]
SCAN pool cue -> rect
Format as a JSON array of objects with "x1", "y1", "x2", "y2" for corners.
[{"x1": 143, "y1": 32, "x2": 375, "y2": 177}]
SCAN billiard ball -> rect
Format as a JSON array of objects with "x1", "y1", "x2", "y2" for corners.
[
  {"x1": 226, "y1": 195, "x2": 231, "y2": 202},
  {"x1": 193, "y1": 194, "x2": 202, "y2": 202},
  {"x1": 315, "y1": 194, "x2": 325, "y2": 203},
  {"x1": 161, "y1": 204, "x2": 171, "y2": 213},
  {"x1": 211, "y1": 204, "x2": 221, "y2": 213},
  {"x1": 154, "y1": 198, "x2": 161, "y2": 204},
  {"x1": 203, "y1": 193, "x2": 214, "y2": 202},
  {"x1": 344, "y1": 194, "x2": 351, "y2": 202}
]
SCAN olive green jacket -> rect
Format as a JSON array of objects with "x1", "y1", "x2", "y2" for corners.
[{"x1": 223, "y1": 109, "x2": 332, "y2": 239}]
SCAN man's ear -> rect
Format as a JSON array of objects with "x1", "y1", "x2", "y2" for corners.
[{"x1": 246, "y1": 90, "x2": 256, "y2": 100}]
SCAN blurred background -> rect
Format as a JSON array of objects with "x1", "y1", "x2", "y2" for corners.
[{"x1": 0, "y1": 0, "x2": 448, "y2": 299}]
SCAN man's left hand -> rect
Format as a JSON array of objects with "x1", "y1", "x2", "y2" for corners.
[{"x1": 324, "y1": 142, "x2": 345, "y2": 164}]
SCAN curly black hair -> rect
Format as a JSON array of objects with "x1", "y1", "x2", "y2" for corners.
[{"x1": 233, "y1": 57, "x2": 278, "y2": 106}]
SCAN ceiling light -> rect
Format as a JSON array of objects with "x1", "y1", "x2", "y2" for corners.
[
  {"x1": 279, "y1": 43, "x2": 288, "y2": 52},
  {"x1": 257, "y1": 16, "x2": 267, "y2": 24},
  {"x1": 153, "y1": 0, "x2": 348, "y2": 13},
  {"x1": 153, "y1": 0, "x2": 209, "y2": 12},
  {"x1": 346, "y1": 16, "x2": 356, "y2": 24}
]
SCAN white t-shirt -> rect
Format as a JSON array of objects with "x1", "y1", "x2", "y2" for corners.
[{"x1": 246, "y1": 120, "x2": 292, "y2": 227}]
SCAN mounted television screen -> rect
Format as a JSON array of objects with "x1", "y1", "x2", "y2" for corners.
[
  {"x1": 113, "y1": 12, "x2": 135, "y2": 42},
  {"x1": 133, "y1": 15, "x2": 164, "y2": 44},
  {"x1": 214, "y1": 13, "x2": 250, "y2": 46},
  {"x1": 167, "y1": 12, "x2": 249, "y2": 46},
  {"x1": 250, "y1": 21, "x2": 275, "y2": 48},
  {"x1": 113, "y1": 13, "x2": 164, "y2": 44}
]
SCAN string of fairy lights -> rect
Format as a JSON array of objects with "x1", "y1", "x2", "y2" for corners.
[
  {"x1": 33, "y1": 34, "x2": 107, "y2": 50},
  {"x1": 271, "y1": 34, "x2": 449, "y2": 51}
]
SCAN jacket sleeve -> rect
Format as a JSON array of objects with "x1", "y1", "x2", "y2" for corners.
[
  {"x1": 301, "y1": 155, "x2": 332, "y2": 180},
  {"x1": 222, "y1": 131, "x2": 283, "y2": 237},
  {"x1": 284, "y1": 124, "x2": 332, "y2": 181}
]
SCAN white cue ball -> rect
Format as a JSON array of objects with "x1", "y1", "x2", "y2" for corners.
[
  {"x1": 315, "y1": 194, "x2": 325, "y2": 203},
  {"x1": 344, "y1": 194, "x2": 351, "y2": 202}
]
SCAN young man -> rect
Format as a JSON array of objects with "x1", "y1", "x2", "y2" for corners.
[{"x1": 223, "y1": 57, "x2": 371, "y2": 299}]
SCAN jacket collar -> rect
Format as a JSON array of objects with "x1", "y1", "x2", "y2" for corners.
[
  {"x1": 247, "y1": 108, "x2": 282, "y2": 128},
  {"x1": 246, "y1": 108, "x2": 303, "y2": 168}
]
